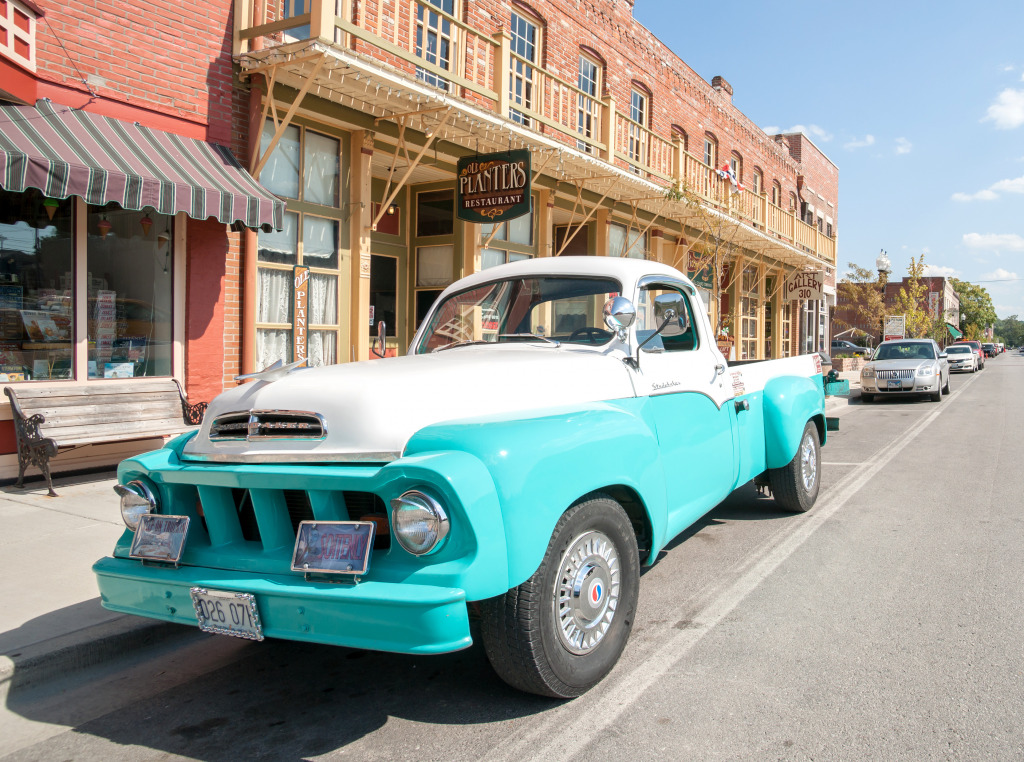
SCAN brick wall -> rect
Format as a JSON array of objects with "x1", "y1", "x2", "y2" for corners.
[{"x1": 33, "y1": 0, "x2": 235, "y2": 142}]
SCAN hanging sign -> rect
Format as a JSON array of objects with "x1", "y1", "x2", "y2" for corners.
[
  {"x1": 687, "y1": 250, "x2": 715, "y2": 291},
  {"x1": 293, "y1": 266, "x2": 310, "y2": 363},
  {"x1": 456, "y1": 150, "x2": 531, "y2": 223},
  {"x1": 784, "y1": 270, "x2": 823, "y2": 301}
]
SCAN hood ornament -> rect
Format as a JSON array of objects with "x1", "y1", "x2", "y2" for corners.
[{"x1": 234, "y1": 358, "x2": 307, "y2": 383}]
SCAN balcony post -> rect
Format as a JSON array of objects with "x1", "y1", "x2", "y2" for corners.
[
  {"x1": 671, "y1": 136, "x2": 683, "y2": 192},
  {"x1": 601, "y1": 94, "x2": 616, "y2": 162},
  {"x1": 311, "y1": 0, "x2": 340, "y2": 45},
  {"x1": 759, "y1": 192, "x2": 767, "y2": 230},
  {"x1": 492, "y1": 29, "x2": 511, "y2": 116},
  {"x1": 233, "y1": 0, "x2": 252, "y2": 56}
]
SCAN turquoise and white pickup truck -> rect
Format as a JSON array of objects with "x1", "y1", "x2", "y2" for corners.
[{"x1": 94, "y1": 256, "x2": 827, "y2": 697}]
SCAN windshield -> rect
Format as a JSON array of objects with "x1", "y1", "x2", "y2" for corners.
[
  {"x1": 872, "y1": 342, "x2": 935, "y2": 361},
  {"x1": 946, "y1": 346, "x2": 971, "y2": 354},
  {"x1": 414, "y1": 275, "x2": 621, "y2": 353}
]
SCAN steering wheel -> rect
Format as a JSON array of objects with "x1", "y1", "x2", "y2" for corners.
[{"x1": 568, "y1": 327, "x2": 613, "y2": 344}]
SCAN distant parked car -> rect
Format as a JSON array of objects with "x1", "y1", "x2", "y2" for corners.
[
  {"x1": 948, "y1": 341, "x2": 985, "y2": 370},
  {"x1": 982, "y1": 343, "x2": 997, "y2": 358},
  {"x1": 944, "y1": 344, "x2": 977, "y2": 373},
  {"x1": 831, "y1": 339, "x2": 870, "y2": 356},
  {"x1": 860, "y1": 338, "x2": 950, "y2": 403}
]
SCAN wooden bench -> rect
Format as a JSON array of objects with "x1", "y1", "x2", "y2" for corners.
[{"x1": 4, "y1": 379, "x2": 207, "y2": 496}]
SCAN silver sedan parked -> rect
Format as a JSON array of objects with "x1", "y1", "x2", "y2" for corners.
[{"x1": 859, "y1": 338, "x2": 950, "y2": 403}]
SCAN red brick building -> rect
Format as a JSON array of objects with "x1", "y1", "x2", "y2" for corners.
[{"x1": 0, "y1": 0, "x2": 839, "y2": 480}]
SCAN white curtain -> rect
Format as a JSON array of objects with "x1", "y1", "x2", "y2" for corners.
[
  {"x1": 259, "y1": 122, "x2": 300, "y2": 199},
  {"x1": 257, "y1": 269, "x2": 291, "y2": 324},
  {"x1": 256, "y1": 329, "x2": 291, "y2": 370},
  {"x1": 417, "y1": 245, "x2": 453, "y2": 287},
  {"x1": 303, "y1": 132, "x2": 340, "y2": 206},
  {"x1": 308, "y1": 330, "x2": 336, "y2": 366},
  {"x1": 309, "y1": 273, "x2": 337, "y2": 324}
]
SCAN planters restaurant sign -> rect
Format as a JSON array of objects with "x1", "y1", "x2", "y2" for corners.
[{"x1": 456, "y1": 150, "x2": 531, "y2": 223}]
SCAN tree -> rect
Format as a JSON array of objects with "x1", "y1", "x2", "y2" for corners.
[
  {"x1": 994, "y1": 315, "x2": 1024, "y2": 346},
  {"x1": 836, "y1": 262, "x2": 886, "y2": 344},
  {"x1": 950, "y1": 278, "x2": 997, "y2": 341},
  {"x1": 892, "y1": 254, "x2": 942, "y2": 339}
]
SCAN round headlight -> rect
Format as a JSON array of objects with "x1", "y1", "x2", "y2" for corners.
[
  {"x1": 114, "y1": 480, "x2": 158, "y2": 531},
  {"x1": 390, "y1": 490, "x2": 449, "y2": 556}
]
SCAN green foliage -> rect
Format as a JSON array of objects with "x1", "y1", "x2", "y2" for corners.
[
  {"x1": 994, "y1": 315, "x2": 1024, "y2": 346},
  {"x1": 951, "y1": 278, "x2": 997, "y2": 341},
  {"x1": 836, "y1": 262, "x2": 885, "y2": 341},
  {"x1": 892, "y1": 254, "x2": 944, "y2": 339}
]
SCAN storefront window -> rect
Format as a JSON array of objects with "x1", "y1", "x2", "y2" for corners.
[
  {"x1": 260, "y1": 122, "x2": 300, "y2": 200},
  {"x1": 609, "y1": 223, "x2": 646, "y2": 259},
  {"x1": 86, "y1": 204, "x2": 173, "y2": 378},
  {"x1": 0, "y1": 189, "x2": 74, "y2": 382}
]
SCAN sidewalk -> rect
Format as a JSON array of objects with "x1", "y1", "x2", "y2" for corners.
[{"x1": 0, "y1": 471, "x2": 192, "y2": 692}]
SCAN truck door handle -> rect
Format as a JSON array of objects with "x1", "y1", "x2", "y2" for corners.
[
  {"x1": 734, "y1": 399, "x2": 749, "y2": 413},
  {"x1": 715, "y1": 363, "x2": 726, "y2": 376}
]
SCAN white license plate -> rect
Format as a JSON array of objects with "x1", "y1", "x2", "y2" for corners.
[
  {"x1": 190, "y1": 588, "x2": 264, "y2": 641},
  {"x1": 887, "y1": 380, "x2": 902, "y2": 388}
]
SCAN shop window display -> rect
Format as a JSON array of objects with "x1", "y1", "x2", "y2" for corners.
[
  {"x1": 0, "y1": 189, "x2": 74, "y2": 381},
  {"x1": 86, "y1": 204, "x2": 173, "y2": 378}
]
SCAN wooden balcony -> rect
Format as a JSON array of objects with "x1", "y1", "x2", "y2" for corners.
[{"x1": 234, "y1": 0, "x2": 836, "y2": 267}]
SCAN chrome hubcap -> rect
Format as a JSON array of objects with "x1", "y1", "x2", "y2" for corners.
[
  {"x1": 555, "y1": 530, "x2": 620, "y2": 655},
  {"x1": 800, "y1": 432, "x2": 817, "y2": 492}
]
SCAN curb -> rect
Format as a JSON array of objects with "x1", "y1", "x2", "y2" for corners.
[{"x1": 0, "y1": 615, "x2": 199, "y2": 692}]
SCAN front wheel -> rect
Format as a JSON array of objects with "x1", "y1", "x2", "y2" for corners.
[
  {"x1": 942, "y1": 375, "x2": 950, "y2": 394},
  {"x1": 479, "y1": 495, "x2": 640, "y2": 698},
  {"x1": 768, "y1": 421, "x2": 821, "y2": 513}
]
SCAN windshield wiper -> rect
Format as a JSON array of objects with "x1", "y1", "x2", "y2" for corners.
[{"x1": 498, "y1": 333, "x2": 560, "y2": 346}]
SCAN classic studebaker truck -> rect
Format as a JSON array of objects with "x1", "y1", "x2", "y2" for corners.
[{"x1": 94, "y1": 256, "x2": 827, "y2": 697}]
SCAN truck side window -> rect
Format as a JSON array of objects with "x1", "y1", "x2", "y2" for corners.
[{"x1": 637, "y1": 285, "x2": 698, "y2": 352}]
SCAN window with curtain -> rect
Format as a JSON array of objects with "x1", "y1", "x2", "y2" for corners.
[
  {"x1": 256, "y1": 121, "x2": 345, "y2": 370},
  {"x1": 609, "y1": 223, "x2": 647, "y2": 259}
]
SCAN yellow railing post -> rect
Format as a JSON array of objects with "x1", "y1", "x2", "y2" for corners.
[
  {"x1": 310, "y1": 0, "x2": 338, "y2": 43},
  {"x1": 601, "y1": 94, "x2": 616, "y2": 161},
  {"x1": 233, "y1": 0, "x2": 252, "y2": 56},
  {"x1": 492, "y1": 29, "x2": 511, "y2": 116},
  {"x1": 672, "y1": 135, "x2": 683, "y2": 190}
]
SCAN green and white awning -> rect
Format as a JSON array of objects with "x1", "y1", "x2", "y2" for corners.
[
  {"x1": 0, "y1": 99, "x2": 284, "y2": 231},
  {"x1": 946, "y1": 323, "x2": 963, "y2": 339}
]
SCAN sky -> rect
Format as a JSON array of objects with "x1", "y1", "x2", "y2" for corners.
[{"x1": 634, "y1": 0, "x2": 1024, "y2": 321}]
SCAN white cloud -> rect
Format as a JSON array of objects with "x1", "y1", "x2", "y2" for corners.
[
  {"x1": 769, "y1": 124, "x2": 833, "y2": 142},
  {"x1": 983, "y1": 88, "x2": 1024, "y2": 128},
  {"x1": 922, "y1": 264, "x2": 959, "y2": 277},
  {"x1": 952, "y1": 174, "x2": 1024, "y2": 201},
  {"x1": 963, "y1": 233, "x2": 1024, "y2": 251},
  {"x1": 952, "y1": 189, "x2": 999, "y2": 202},
  {"x1": 894, "y1": 137, "x2": 912, "y2": 154},
  {"x1": 991, "y1": 176, "x2": 1024, "y2": 193},
  {"x1": 843, "y1": 134, "x2": 874, "y2": 150},
  {"x1": 982, "y1": 268, "x2": 1019, "y2": 280}
]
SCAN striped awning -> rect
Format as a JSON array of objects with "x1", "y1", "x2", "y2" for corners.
[{"x1": 0, "y1": 99, "x2": 284, "y2": 231}]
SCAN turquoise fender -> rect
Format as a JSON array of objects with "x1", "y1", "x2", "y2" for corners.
[
  {"x1": 762, "y1": 374, "x2": 827, "y2": 469},
  {"x1": 404, "y1": 399, "x2": 668, "y2": 590}
]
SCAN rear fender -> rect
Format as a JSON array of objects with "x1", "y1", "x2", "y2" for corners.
[{"x1": 763, "y1": 375, "x2": 826, "y2": 469}]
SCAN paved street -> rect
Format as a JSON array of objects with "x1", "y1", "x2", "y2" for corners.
[{"x1": 2, "y1": 356, "x2": 1023, "y2": 761}]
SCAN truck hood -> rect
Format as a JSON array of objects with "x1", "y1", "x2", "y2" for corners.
[{"x1": 182, "y1": 347, "x2": 636, "y2": 463}]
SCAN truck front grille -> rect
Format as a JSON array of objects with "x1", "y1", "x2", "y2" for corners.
[
  {"x1": 875, "y1": 369, "x2": 915, "y2": 380},
  {"x1": 209, "y1": 411, "x2": 326, "y2": 441}
]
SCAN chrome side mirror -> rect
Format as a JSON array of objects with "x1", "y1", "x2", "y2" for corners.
[{"x1": 603, "y1": 296, "x2": 636, "y2": 343}]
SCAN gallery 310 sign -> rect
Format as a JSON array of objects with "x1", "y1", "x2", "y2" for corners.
[
  {"x1": 784, "y1": 270, "x2": 824, "y2": 301},
  {"x1": 456, "y1": 150, "x2": 531, "y2": 223}
]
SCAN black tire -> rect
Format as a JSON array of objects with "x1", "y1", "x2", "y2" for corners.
[
  {"x1": 942, "y1": 375, "x2": 950, "y2": 394},
  {"x1": 768, "y1": 421, "x2": 821, "y2": 513},
  {"x1": 930, "y1": 388, "x2": 942, "y2": 402},
  {"x1": 861, "y1": 392, "x2": 873, "y2": 403},
  {"x1": 478, "y1": 495, "x2": 640, "y2": 698}
]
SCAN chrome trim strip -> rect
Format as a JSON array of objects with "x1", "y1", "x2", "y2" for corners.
[
  {"x1": 209, "y1": 409, "x2": 328, "y2": 442},
  {"x1": 180, "y1": 450, "x2": 401, "y2": 464}
]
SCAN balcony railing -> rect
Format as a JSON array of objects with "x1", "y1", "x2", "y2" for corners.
[{"x1": 234, "y1": 0, "x2": 836, "y2": 265}]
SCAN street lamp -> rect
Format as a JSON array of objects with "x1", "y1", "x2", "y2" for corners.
[{"x1": 875, "y1": 249, "x2": 892, "y2": 345}]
